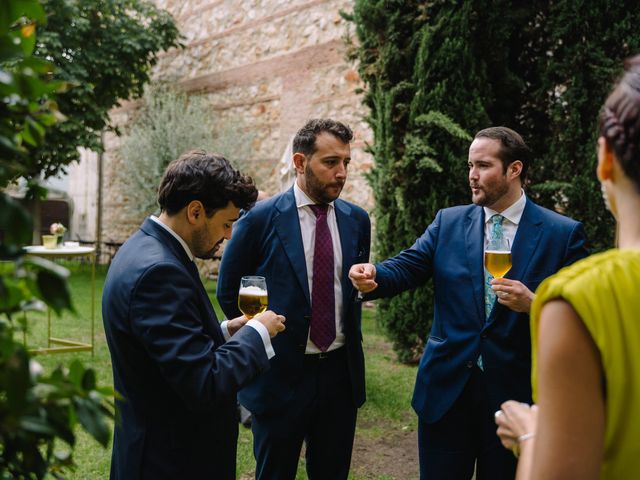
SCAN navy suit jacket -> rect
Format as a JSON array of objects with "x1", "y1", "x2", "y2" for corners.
[
  {"x1": 368, "y1": 198, "x2": 588, "y2": 424},
  {"x1": 217, "y1": 188, "x2": 371, "y2": 415},
  {"x1": 102, "y1": 218, "x2": 270, "y2": 480}
]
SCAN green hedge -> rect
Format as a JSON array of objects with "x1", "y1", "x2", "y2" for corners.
[{"x1": 346, "y1": 0, "x2": 640, "y2": 362}]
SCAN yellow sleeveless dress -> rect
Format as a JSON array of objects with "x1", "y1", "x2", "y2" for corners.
[{"x1": 530, "y1": 249, "x2": 640, "y2": 479}]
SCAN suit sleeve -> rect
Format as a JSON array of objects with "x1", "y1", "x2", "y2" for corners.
[
  {"x1": 217, "y1": 210, "x2": 259, "y2": 319},
  {"x1": 368, "y1": 210, "x2": 440, "y2": 300},
  {"x1": 130, "y1": 262, "x2": 269, "y2": 412},
  {"x1": 562, "y1": 221, "x2": 589, "y2": 267}
]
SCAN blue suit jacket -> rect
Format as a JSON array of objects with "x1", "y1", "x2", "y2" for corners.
[
  {"x1": 217, "y1": 188, "x2": 371, "y2": 414},
  {"x1": 368, "y1": 199, "x2": 588, "y2": 423},
  {"x1": 102, "y1": 218, "x2": 270, "y2": 480}
]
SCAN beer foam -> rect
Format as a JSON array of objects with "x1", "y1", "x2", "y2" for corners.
[
  {"x1": 239, "y1": 285, "x2": 267, "y2": 296},
  {"x1": 485, "y1": 250, "x2": 511, "y2": 254}
]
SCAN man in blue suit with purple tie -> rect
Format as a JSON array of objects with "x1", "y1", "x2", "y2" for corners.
[
  {"x1": 349, "y1": 127, "x2": 588, "y2": 480},
  {"x1": 102, "y1": 151, "x2": 286, "y2": 480},
  {"x1": 217, "y1": 119, "x2": 371, "y2": 479}
]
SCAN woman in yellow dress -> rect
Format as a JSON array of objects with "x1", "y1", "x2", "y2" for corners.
[{"x1": 495, "y1": 55, "x2": 640, "y2": 479}]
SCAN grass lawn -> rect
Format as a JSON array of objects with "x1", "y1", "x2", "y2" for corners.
[{"x1": 22, "y1": 262, "x2": 418, "y2": 479}]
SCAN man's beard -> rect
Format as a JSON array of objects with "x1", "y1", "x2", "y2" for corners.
[
  {"x1": 304, "y1": 165, "x2": 344, "y2": 204},
  {"x1": 192, "y1": 226, "x2": 223, "y2": 260},
  {"x1": 471, "y1": 181, "x2": 509, "y2": 207}
]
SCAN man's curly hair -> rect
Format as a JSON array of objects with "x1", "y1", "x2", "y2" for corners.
[{"x1": 157, "y1": 150, "x2": 258, "y2": 216}]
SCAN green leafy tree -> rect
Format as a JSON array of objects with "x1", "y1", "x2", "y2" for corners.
[
  {"x1": 522, "y1": 1, "x2": 640, "y2": 252},
  {"x1": 24, "y1": 0, "x2": 181, "y2": 181},
  {"x1": 346, "y1": 0, "x2": 521, "y2": 362},
  {"x1": 347, "y1": 0, "x2": 633, "y2": 361},
  {"x1": 118, "y1": 84, "x2": 254, "y2": 219},
  {"x1": 0, "y1": 1, "x2": 114, "y2": 477}
]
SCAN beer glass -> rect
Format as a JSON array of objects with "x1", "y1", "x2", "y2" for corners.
[
  {"x1": 485, "y1": 237, "x2": 512, "y2": 279},
  {"x1": 238, "y1": 276, "x2": 268, "y2": 319}
]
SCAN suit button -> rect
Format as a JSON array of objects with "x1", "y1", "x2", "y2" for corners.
[{"x1": 466, "y1": 361, "x2": 473, "y2": 369}]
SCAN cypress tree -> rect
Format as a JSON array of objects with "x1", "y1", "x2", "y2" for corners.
[{"x1": 348, "y1": 0, "x2": 640, "y2": 361}]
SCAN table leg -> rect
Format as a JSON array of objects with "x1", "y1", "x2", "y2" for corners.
[{"x1": 91, "y1": 252, "x2": 96, "y2": 357}]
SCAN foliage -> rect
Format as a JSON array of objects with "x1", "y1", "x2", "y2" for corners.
[
  {"x1": 347, "y1": 0, "x2": 637, "y2": 361},
  {"x1": 520, "y1": 1, "x2": 640, "y2": 251},
  {"x1": 15, "y1": 0, "x2": 182, "y2": 182},
  {"x1": 0, "y1": 1, "x2": 114, "y2": 477},
  {"x1": 0, "y1": 0, "x2": 62, "y2": 189},
  {"x1": 118, "y1": 84, "x2": 254, "y2": 218},
  {"x1": 346, "y1": 0, "x2": 494, "y2": 362}
]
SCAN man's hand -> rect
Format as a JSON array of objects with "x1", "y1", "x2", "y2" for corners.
[
  {"x1": 226, "y1": 315, "x2": 249, "y2": 336},
  {"x1": 254, "y1": 310, "x2": 286, "y2": 338},
  {"x1": 348, "y1": 263, "x2": 378, "y2": 293},
  {"x1": 491, "y1": 278, "x2": 535, "y2": 313}
]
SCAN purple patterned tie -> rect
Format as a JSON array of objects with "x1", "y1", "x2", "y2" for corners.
[{"x1": 309, "y1": 204, "x2": 336, "y2": 352}]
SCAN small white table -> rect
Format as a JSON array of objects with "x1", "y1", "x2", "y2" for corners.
[{"x1": 24, "y1": 245, "x2": 96, "y2": 356}]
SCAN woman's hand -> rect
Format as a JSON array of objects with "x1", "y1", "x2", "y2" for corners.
[{"x1": 495, "y1": 401, "x2": 538, "y2": 451}]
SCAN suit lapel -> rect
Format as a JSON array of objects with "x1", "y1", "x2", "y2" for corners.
[
  {"x1": 273, "y1": 190, "x2": 311, "y2": 306},
  {"x1": 465, "y1": 207, "x2": 486, "y2": 324},
  {"x1": 508, "y1": 199, "x2": 543, "y2": 281},
  {"x1": 484, "y1": 198, "x2": 543, "y2": 328},
  {"x1": 334, "y1": 200, "x2": 358, "y2": 309}
]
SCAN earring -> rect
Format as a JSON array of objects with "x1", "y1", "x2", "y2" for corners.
[{"x1": 601, "y1": 183, "x2": 611, "y2": 212}]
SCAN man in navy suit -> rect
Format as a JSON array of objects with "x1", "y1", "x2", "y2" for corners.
[
  {"x1": 349, "y1": 127, "x2": 588, "y2": 480},
  {"x1": 217, "y1": 119, "x2": 371, "y2": 479},
  {"x1": 102, "y1": 150, "x2": 286, "y2": 480}
]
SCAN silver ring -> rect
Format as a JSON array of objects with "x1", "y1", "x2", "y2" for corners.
[
  {"x1": 494, "y1": 410, "x2": 503, "y2": 419},
  {"x1": 496, "y1": 291, "x2": 508, "y2": 298}
]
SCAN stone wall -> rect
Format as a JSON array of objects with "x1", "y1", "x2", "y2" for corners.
[{"x1": 70, "y1": 0, "x2": 374, "y2": 258}]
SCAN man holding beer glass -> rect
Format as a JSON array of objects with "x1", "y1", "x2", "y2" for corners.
[
  {"x1": 102, "y1": 151, "x2": 285, "y2": 480},
  {"x1": 217, "y1": 119, "x2": 371, "y2": 479},
  {"x1": 349, "y1": 127, "x2": 588, "y2": 480}
]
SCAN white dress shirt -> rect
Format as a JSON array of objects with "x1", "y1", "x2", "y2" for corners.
[
  {"x1": 482, "y1": 190, "x2": 527, "y2": 254},
  {"x1": 150, "y1": 215, "x2": 274, "y2": 358},
  {"x1": 294, "y1": 182, "x2": 345, "y2": 354}
]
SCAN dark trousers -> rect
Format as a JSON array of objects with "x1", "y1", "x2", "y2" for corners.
[
  {"x1": 418, "y1": 366, "x2": 517, "y2": 480},
  {"x1": 251, "y1": 347, "x2": 357, "y2": 480}
]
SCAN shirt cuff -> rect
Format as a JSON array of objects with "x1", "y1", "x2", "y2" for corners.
[
  {"x1": 246, "y1": 319, "x2": 275, "y2": 359},
  {"x1": 220, "y1": 320, "x2": 231, "y2": 341}
]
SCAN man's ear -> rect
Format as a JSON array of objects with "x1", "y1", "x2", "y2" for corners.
[
  {"x1": 597, "y1": 136, "x2": 615, "y2": 181},
  {"x1": 509, "y1": 160, "x2": 523, "y2": 180},
  {"x1": 186, "y1": 200, "x2": 203, "y2": 224},
  {"x1": 293, "y1": 152, "x2": 306, "y2": 175}
]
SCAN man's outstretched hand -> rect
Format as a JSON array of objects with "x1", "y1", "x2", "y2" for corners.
[{"x1": 348, "y1": 263, "x2": 378, "y2": 293}]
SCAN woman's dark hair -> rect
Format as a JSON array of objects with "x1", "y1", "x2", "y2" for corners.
[
  {"x1": 157, "y1": 150, "x2": 258, "y2": 216},
  {"x1": 599, "y1": 55, "x2": 640, "y2": 192},
  {"x1": 474, "y1": 126, "x2": 532, "y2": 183}
]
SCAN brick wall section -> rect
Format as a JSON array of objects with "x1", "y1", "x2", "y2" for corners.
[{"x1": 93, "y1": 0, "x2": 374, "y2": 253}]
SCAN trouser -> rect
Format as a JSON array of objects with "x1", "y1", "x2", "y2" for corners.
[
  {"x1": 251, "y1": 347, "x2": 358, "y2": 480},
  {"x1": 418, "y1": 366, "x2": 517, "y2": 480}
]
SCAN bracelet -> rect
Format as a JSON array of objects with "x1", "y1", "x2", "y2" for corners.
[
  {"x1": 517, "y1": 432, "x2": 535, "y2": 443},
  {"x1": 511, "y1": 432, "x2": 535, "y2": 458}
]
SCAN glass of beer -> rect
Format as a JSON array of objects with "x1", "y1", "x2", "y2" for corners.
[
  {"x1": 238, "y1": 276, "x2": 268, "y2": 319},
  {"x1": 485, "y1": 237, "x2": 512, "y2": 278}
]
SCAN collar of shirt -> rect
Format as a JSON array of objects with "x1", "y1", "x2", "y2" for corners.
[
  {"x1": 150, "y1": 215, "x2": 195, "y2": 261},
  {"x1": 293, "y1": 181, "x2": 335, "y2": 212},
  {"x1": 483, "y1": 189, "x2": 527, "y2": 226}
]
